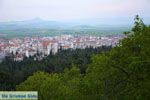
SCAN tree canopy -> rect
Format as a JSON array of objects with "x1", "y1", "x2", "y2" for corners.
[{"x1": 3, "y1": 15, "x2": 150, "y2": 100}]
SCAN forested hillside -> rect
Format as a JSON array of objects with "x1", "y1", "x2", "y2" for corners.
[
  {"x1": 0, "y1": 46, "x2": 111, "y2": 90},
  {"x1": 17, "y1": 16, "x2": 150, "y2": 100}
]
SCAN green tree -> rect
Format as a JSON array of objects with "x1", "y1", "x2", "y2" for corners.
[
  {"x1": 17, "y1": 72, "x2": 49, "y2": 100},
  {"x1": 16, "y1": 16, "x2": 150, "y2": 100}
]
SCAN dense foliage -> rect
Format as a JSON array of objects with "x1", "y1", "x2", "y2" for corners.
[
  {"x1": 0, "y1": 46, "x2": 111, "y2": 90},
  {"x1": 17, "y1": 16, "x2": 150, "y2": 100}
]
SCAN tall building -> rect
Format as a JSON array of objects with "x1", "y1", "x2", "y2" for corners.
[
  {"x1": 52, "y1": 43, "x2": 58, "y2": 54},
  {"x1": 25, "y1": 50, "x2": 29, "y2": 58}
]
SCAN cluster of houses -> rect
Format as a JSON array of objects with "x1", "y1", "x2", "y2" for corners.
[{"x1": 0, "y1": 35, "x2": 123, "y2": 62}]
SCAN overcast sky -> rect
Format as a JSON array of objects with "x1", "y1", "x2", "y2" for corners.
[{"x1": 0, "y1": 0, "x2": 150, "y2": 22}]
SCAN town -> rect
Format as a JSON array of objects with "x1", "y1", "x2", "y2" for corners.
[{"x1": 0, "y1": 35, "x2": 124, "y2": 62}]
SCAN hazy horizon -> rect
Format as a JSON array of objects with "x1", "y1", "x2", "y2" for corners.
[{"x1": 0, "y1": 0, "x2": 150, "y2": 24}]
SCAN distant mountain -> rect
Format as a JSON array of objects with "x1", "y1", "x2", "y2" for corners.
[
  {"x1": 0, "y1": 17, "x2": 135, "y2": 30},
  {"x1": 0, "y1": 18, "x2": 133, "y2": 38},
  {"x1": 0, "y1": 18, "x2": 71, "y2": 30},
  {"x1": 0, "y1": 16, "x2": 149, "y2": 30},
  {"x1": 70, "y1": 25, "x2": 97, "y2": 30}
]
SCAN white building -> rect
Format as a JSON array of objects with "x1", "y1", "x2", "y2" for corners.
[{"x1": 51, "y1": 43, "x2": 58, "y2": 54}]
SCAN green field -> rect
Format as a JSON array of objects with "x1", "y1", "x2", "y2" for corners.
[{"x1": 0, "y1": 27, "x2": 130, "y2": 38}]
